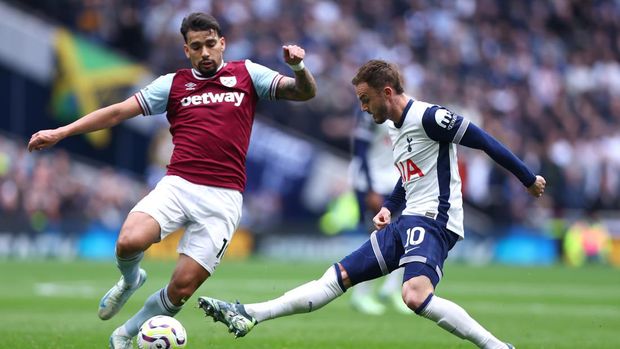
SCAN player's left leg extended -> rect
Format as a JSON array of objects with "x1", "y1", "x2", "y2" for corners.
[
  {"x1": 243, "y1": 224, "x2": 405, "y2": 323},
  {"x1": 199, "y1": 225, "x2": 405, "y2": 337},
  {"x1": 200, "y1": 262, "x2": 347, "y2": 337}
]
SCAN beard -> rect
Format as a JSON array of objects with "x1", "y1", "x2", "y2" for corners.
[
  {"x1": 196, "y1": 60, "x2": 218, "y2": 77},
  {"x1": 372, "y1": 115, "x2": 388, "y2": 124},
  {"x1": 371, "y1": 106, "x2": 389, "y2": 124}
]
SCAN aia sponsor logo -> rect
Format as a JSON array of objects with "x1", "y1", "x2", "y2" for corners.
[{"x1": 396, "y1": 158, "x2": 424, "y2": 182}]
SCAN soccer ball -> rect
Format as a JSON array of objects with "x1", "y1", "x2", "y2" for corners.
[{"x1": 137, "y1": 315, "x2": 187, "y2": 349}]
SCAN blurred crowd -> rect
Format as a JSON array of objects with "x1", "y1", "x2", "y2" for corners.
[
  {"x1": 0, "y1": 134, "x2": 147, "y2": 235},
  {"x1": 9, "y1": 0, "x2": 620, "y2": 228}
]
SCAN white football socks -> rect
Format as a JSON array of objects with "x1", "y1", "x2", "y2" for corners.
[
  {"x1": 116, "y1": 251, "x2": 144, "y2": 286},
  {"x1": 419, "y1": 294, "x2": 507, "y2": 349},
  {"x1": 120, "y1": 286, "x2": 182, "y2": 337},
  {"x1": 245, "y1": 265, "x2": 344, "y2": 322}
]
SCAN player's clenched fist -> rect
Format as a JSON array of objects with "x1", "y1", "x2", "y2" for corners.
[
  {"x1": 282, "y1": 45, "x2": 305, "y2": 65},
  {"x1": 372, "y1": 207, "x2": 392, "y2": 230},
  {"x1": 527, "y1": 175, "x2": 546, "y2": 198}
]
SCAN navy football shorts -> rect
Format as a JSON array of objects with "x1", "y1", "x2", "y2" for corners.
[{"x1": 339, "y1": 215, "x2": 459, "y2": 288}]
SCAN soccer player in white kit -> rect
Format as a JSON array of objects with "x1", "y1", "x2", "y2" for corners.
[
  {"x1": 198, "y1": 60, "x2": 546, "y2": 349},
  {"x1": 27, "y1": 12, "x2": 317, "y2": 349}
]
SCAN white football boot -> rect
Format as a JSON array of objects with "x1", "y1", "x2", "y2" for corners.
[
  {"x1": 98, "y1": 268, "x2": 147, "y2": 320},
  {"x1": 109, "y1": 327, "x2": 133, "y2": 349}
]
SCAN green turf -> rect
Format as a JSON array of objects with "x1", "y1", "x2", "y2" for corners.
[{"x1": 1, "y1": 258, "x2": 619, "y2": 348}]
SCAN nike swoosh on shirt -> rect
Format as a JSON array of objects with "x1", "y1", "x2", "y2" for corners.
[{"x1": 404, "y1": 247, "x2": 420, "y2": 254}]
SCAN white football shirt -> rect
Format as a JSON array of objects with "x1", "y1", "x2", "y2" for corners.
[{"x1": 387, "y1": 99, "x2": 470, "y2": 238}]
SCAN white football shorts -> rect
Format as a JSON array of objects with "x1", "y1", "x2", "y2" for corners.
[{"x1": 130, "y1": 175, "x2": 242, "y2": 274}]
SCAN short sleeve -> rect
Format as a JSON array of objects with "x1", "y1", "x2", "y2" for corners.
[
  {"x1": 421, "y1": 105, "x2": 470, "y2": 144},
  {"x1": 245, "y1": 59, "x2": 283, "y2": 100},
  {"x1": 134, "y1": 73, "x2": 175, "y2": 115}
]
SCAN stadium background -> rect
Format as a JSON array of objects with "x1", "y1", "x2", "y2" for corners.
[
  {"x1": 0, "y1": 1, "x2": 618, "y2": 348},
  {"x1": 1, "y1": 0, "x2": 618, "y2": 265}
]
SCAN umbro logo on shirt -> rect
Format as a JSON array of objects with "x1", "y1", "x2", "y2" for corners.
[{"x1": 185, "y1": 82, "x2": 196, "y2": 91}]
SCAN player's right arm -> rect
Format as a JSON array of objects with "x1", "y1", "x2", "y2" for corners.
[
  {"x1": 275, "y1": 45, "x2": 317, "y2": 101},
  {"x1": 28, "y1": 97, "x2": 141, "y2": 152}
]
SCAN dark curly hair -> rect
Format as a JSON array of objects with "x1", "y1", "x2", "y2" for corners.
[{"x1": 180, "y1": 12, "x2": 223, "y2": 43}]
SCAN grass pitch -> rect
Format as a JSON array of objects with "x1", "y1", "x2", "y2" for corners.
[{"x1": 1, "y1": 258, "x2": 618, "y2": 348}]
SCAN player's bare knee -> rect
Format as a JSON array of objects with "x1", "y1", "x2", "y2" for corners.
[
  {"x1": 402, "y1": 289, "x2": 428, "y2": 311},
  {"x1": 116, "y1": 226, "x2": 158, "y2": 257},
  {"x1": 402, "y1": 279, "x2": 433, "y2": 311},
  {"x1": 115, "y1": 234, "x2": 142, "y2": 257}
]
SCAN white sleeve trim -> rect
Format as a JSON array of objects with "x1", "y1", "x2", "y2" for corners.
[
  {"x1": 270, "y1": 74, "x2": 284, "y2": 100},
  {"x1": 453, "y1": 119, "x2": 470, "y2": 144},
  {"x1": 134, "y1": 91, "x2": 151, "y2": 116}
]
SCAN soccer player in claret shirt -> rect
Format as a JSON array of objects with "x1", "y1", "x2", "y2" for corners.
[
  {"x1": 27, "y1": 12, "x2": 317, "y2": 349},
  {"x1": 198, "y1": 60, "x2": 546, "y2": 349}
]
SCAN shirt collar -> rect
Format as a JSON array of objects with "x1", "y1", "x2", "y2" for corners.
[
  {"x1": 191, "y1": 60, "x2": 226, "y2": 80},
  {"x1": 394, "y1": 99, "x2": 414, "y2": 129}
]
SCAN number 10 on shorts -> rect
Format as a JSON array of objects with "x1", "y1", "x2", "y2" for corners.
[{"x1": 405, "y1": 227, "x2": 426, "y2": 248}]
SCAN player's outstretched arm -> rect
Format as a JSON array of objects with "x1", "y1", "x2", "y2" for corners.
[
  {"x1": 457, "y1": 122, "x2": 539, "y2": 189},
  {"x1": 527, "y1": 175, "x2": 546, "y2": 198},
  {"x1": 28, "y1": 97, "x2": 142, "y2": 152},
  {"x1": 275, "y1": 45, "x2": 317, "y2": 101}
]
